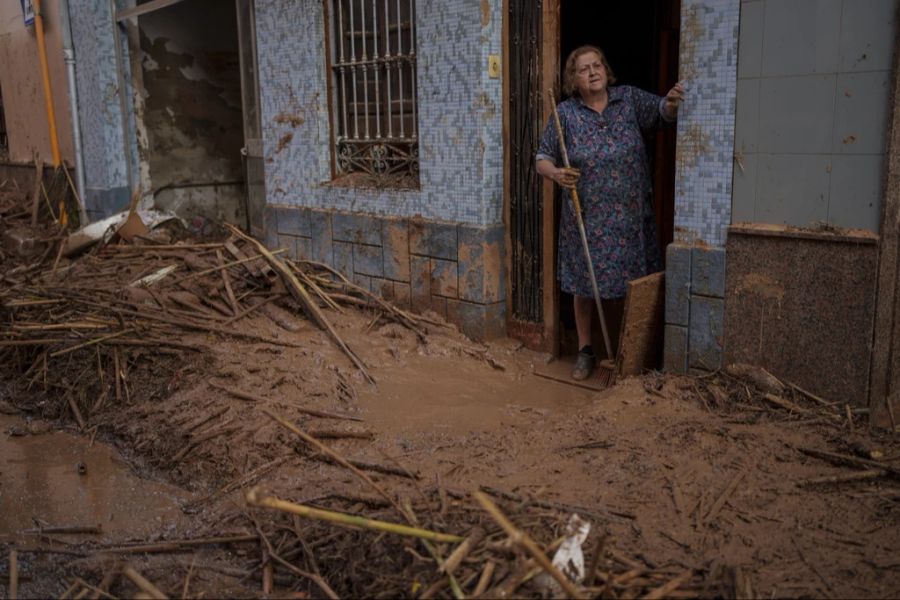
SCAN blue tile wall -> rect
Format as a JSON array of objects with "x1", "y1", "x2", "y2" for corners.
[
  {"x1": 254, "y1": 0, "x2": 504, "y2": 227},
  {"x1": 675, "y1": 0, "x2": 739, "y2": 247}
]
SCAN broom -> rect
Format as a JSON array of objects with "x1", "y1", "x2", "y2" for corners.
[{"x1": 549, "y1": 91, "x2": 616, "y2": 386}]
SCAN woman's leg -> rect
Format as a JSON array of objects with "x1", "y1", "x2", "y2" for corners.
[
  {"x1": 574, "y1": 295, "x2": 594, "y2": 350},
  {"x1": 572, "y1": 295, "x2": 595, "y2": 380}
]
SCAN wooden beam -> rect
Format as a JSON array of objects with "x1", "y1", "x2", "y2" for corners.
[{"x1": 541, "y1": 0, "x2": 560, "y2": 356}]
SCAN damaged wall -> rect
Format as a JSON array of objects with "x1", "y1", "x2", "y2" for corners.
[
  {"x1": 724, "y1": 225, "x2": 878, "y2": 404},
  {"x1": 138, "y1": 0, "x2": 245, "y2": 224},
  {"x1": 0, "y1": 0, "x2": 74, "y2": 165},
  {"x1": 732, "y1": 0, "x2": 898, "y2": 232}
]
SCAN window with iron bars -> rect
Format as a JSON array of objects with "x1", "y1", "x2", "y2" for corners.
[{"x1": 329, "y1": 0, "x2": 419, "y2": 188}]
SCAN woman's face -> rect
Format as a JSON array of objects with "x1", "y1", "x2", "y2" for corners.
[{"x1": 574, "y1": 51, "x2": 608, "y2": 97}]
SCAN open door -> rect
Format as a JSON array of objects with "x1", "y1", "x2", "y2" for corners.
[{"x1": 236, "y1": 0, "x2": 266, "y2": 238}]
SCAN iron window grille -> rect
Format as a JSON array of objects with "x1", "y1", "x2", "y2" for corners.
[{"x1": 329, "y1": 0, "x2": 419, "y2": 187}]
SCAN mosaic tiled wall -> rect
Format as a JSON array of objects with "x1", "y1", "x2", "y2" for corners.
[
  {"x1": 254, "y1": 0, "x2": 504, "y2": 226},
  {"x1": 674, "y1": 0, "x2": 739, "y2": 247},
  {"x1": 665, "y1": 0, "x2": 740, "y2": 372},
  {"x1": 69, "y1": 0, "x2": 132, "y2": 218},
  {"x1": 264, "y1": 205, "x2": 506, "y2": 340}
]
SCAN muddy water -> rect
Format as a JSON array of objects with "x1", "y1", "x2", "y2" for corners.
[
  {"x1": 0, "y1": 416, "x2": 189, "y2": 539},
  {"x1": 360, "y1": 355, "x2": 594, "y2": 435}
]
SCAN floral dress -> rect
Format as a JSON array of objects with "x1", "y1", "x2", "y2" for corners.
[{"x1": 536, "y1": 86, "x2": 667, "y2": 299}]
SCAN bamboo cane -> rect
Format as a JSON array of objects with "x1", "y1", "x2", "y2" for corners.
[
  {"x1": 474, "y1": 490, "x2": 584, "y2": 599},
  {"x1": 245, "y1": 489, "x2": 464, "y2": 543},
  {"x1": 548, "y1": 91, "x2": 614, "y2": 361}
]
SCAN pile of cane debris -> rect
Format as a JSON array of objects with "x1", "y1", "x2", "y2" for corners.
[
  {"x1": 0, "y1": 201, "x2": 449, "y2": 428},
  {"x1": 644, "y1": 364, "x2": 900, "y2": 490}
]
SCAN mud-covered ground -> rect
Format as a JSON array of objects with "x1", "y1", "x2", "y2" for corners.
[
  {"x1": 2, "y1": 300, "x2": 899, "y2": 598},
  {"x1": 1, "y1": 195, "x2": 898, "y2": 598}
]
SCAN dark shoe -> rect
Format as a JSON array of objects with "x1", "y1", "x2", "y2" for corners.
[{"x1": 571, "y1": 352, "x2": 596, "y2": 381}]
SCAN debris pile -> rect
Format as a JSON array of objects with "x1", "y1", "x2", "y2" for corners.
[{"x1": 0, "y1": 208, "x2": 437, "y2": 427}]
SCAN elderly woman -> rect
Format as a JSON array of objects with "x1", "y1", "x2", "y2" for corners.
[{"x1": 536, "y1": 45, "x2": 684, "y2": 380}]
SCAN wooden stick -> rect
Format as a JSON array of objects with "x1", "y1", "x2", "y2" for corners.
[
  {"x1": 49, "y1": 329, "x2": 133, "y2": 357},
  {"x1": 642, "y1": 569, "x2": 693, "y2": 600},
  {"x1": 306, "y1": 428, "x2": 374, "y2": 440},
  {"x1": 472, "y1": 560, "x2": 496, "y2": 597},
  {"x1": 216, "y1": 249, "x2": 239, "y2": 316},
  {"x1": 478, "y1": 485, "x2": 629, "y2": 522},
  {"x1": 221, "y1": 295, "x2": 279, "y2": 326},
  {"x1": 761, "y1": 393, "x2": 810, "y2": 415},
  {"x1": 73, "y1": 578, "x2": 115, "y2": 600},
  {"x1": 253, "y1": 523, "x2": 339, "y2": 599},
  {"x1": 308, "y1": 454, "x2": 416, "y2": 479},
  {"x1": 185, "y1": 455, "x2": 292, "y2": 510},
  {"x1": 66, "y1": 394, "x2": 87, "y2": 430},
  {"x1": 788, "y1": 382, "x2": 831, "y2": 406},
  {"x1": 181, "y1": 559, "x2": 196, "y2": 600},
  {"x1": 10, "y1": 321, "x2": 114, "y2": 331},
  {"x1": 122, "y1": 566, "x2": 167, "y2": 600},
  {"x1": 173, "y1": 249, "x2": 285, "y2": 285},
  {"x1": 262, "y1": 408, "x2": 400, "y2": 512},
  {"x1": 586, "y1": 534, "x2": 608, "y2": 587},
  {"x1": 22, "y1": 525, "x2": 102, "y2": 535},
  {"x1": 8, "y1": 550, "x2": 17, "y2": 600},
  {"x1": 703, "y1": 469, "x2": 747, "y2": 523},
  {"x1": 104, "y1": 243, "x2": 226, "y2": 251},
  {"x1": 441, "y1": 527, "x2": 485, "y2": 575},
  {"x1": 88, "y1": 566, "x2": 119, "y2": 600},
  {"x1": 226, "y1": 224, "x2": 374, "y2": 383},
  {"x1": 798, "y1": 446, "x2": 900, "y2": 479},
  {"x1": 473, "y1": 491, "x2": 584, "y2": 599},
  {"x1": 245, "y1": 489, "x2": 464, "y2": 543},
  {"x1": 63, "y1": 295, "x2": 301, "y2": 347},
  {"x1": 100, "y1": 534, "x2": 258, "y2": 554},
  {"x1": 31, "y1": 155, "x2": 43, "y2": 225},
  {"x1": 224, "y1": 239, "x2": 266, "y2": 277},
  {"x1": 211, "y1": 383, "x2": 363, "y2": 421},
  {"x1": 797, "y1": 470, "x2": 886, "y2": 486}
]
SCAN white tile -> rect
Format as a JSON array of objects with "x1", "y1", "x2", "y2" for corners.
[
  {"x1": 833, "y1": 70, "x2": 892, "y2": 154},
  {"x1": 760, "y1": 0, "x2": 842, "y2": 77},
  {"x1": 758, "y1": 74, "x2": 836, "y2": 154},
  {"x1": 839, "y1": 0, "x2": 899, "y2": 73},
  {"x1": 829, "y1": 154, "x2": 886, "y2": 231},
  {"x1": 756, "y1": 153, "x2": 830, "y2": 226}
]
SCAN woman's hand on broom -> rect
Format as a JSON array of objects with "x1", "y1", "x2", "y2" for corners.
[{"x1": 551, "y1": 166, "x2": 581, "y2": 190}]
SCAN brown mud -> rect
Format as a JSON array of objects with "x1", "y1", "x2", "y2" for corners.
[{"x1": 0, "y1": 198, "x2": 898, "y2": 598}]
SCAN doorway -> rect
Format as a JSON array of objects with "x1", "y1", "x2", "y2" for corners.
[
  {"x1": 505, "y1": 0, "x2": 679, "y2": 359},
  {"x1": 127, "y1": 0, "x2": 263, "y2": 230},
  {"x1": 555, "y1": 2, "x2": 680, "y2": 360}
]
